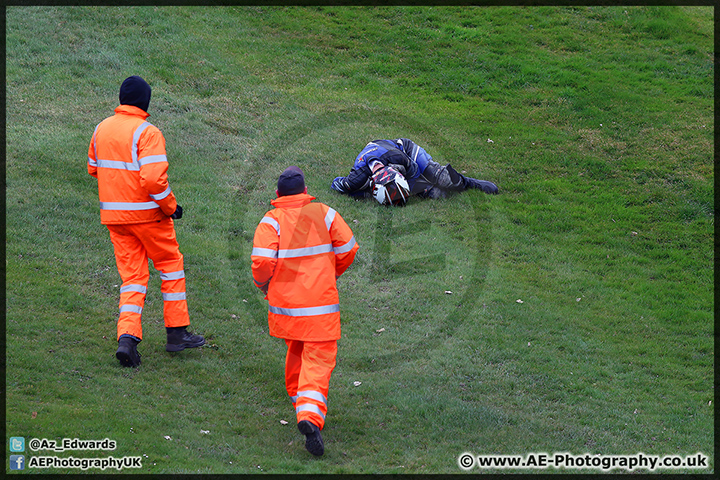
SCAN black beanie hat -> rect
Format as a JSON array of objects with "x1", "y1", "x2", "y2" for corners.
[
  {"x1": 277, "y1": 166, "x2": 306, "y2": 196},
  {"x1": 119, "y1": 76, "x2": 152, "y2": 112}
]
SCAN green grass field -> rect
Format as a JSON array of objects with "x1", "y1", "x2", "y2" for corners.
[{"x1": 5, "y1": 5, "x2": 714, "y2": 474}]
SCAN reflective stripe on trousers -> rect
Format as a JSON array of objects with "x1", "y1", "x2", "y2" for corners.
[
  {"x1": 284, "y1": 339, "x2": 337, "y2": 430},
  {"x1": 107, "y1": 218, "x2": 189, "y2": 340}
]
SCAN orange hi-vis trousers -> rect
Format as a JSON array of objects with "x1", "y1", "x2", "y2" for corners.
[
  {"x1": 284, "y1": 339, "x2": 338, "y2": 430},
  {"x1": 107, "y1": 217, "x2": 189, "y2": 341}
]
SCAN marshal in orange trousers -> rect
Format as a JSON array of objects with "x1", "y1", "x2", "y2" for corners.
[
  {"x1": 284, "y1": 339, "x2": 338, "y2": 430},
  {"x1": 107, "y1": 217, "x2": 189, "y2": 341}
]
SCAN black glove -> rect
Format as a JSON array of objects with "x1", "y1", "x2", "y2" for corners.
[{"x1": 171, "y1": 205, "x2": 183, "y2": 219}]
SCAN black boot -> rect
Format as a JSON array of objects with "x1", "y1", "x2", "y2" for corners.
[
  {"x1": 166, "y1": 327, "x2": 205, "y2": 352},
  {"x1": 297, "y1": 420, "x2": 324, "y2": 456},
  {"x1": 116, "y1": 336, "x2": 141, "y2": 367},
  {"x1": 464, "y1": 177, "x2": 499, "y2": 194}
]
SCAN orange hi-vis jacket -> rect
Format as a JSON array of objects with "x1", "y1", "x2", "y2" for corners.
[
  {"x1": 88, "y1": 105, "x2": 177, "y2": 225},
  {"x1": 251, "y1": 193, "x2": 359, "y2": 341}
]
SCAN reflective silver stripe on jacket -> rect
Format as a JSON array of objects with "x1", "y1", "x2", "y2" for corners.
[
  {"x1": 100, "y1": 201, "x2": 160, "y2": 211},
  {"x1": 131, "y1": 122, "x2": 151, "y2": 164},
  {"x1": 260, "y1": 216, "x2": 281, "y2": 235},
  {"x1": 160, "y1": 270, "x2": 185, "y2": 281},
  {"x1": 268, "y1": 304, "x2": 340, "y2": 317},
  {"x1": 296, "y1": 403, "x2": 326, "y2": 419},
  {"x1": 96, "y1": 159, "x2": 140, "y2": 171},
  {"x1": 120, "y1": 284, "x2": 147, "y2": 294},
  {"x1": 138, "y1": 154, "x2": 167, "y2": 167},
  {"x1": 333, "y1": 236, "x2": 356, "y2": 255},
  {"x1": 278, "y1": 244, "x2": 333, "y2": 259},
  {"x1": 94, "y1": 121, "x2": 170, "y2": 212},
  {"x1": 252, "y1": 247, "x2": 278, "y2": 259},
  {"x1": 150, "y1": 185, "x2": 172, "y2": 201},
  {"x1": 324, "y1": 208, "x2": 336, "y2": 230},
  {"x1": 255, "y1": 209, "x2": 341, "y2": 261},
  {"x1": 88, "y1": 123, "x2": 100, "y2": 167},
  {"x1": 94, "y1": 122, "x2": 167, "y2": 172}
]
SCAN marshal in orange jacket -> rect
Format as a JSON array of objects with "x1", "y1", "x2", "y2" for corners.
[
  {"x1": 87, "y1": 104, "x2": 177, "y2": 225},
  {"x1": 251, "y1": 193, "x2": 359, "y2": 341}
]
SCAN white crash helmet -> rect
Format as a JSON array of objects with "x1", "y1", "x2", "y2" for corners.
[{"x1": 371, "y1": 165, "x2": 410, "y2": 206}]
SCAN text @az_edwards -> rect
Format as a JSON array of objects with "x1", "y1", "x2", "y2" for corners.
[{"x1": 28, "y1": 437, "x2": 116, "y2": 452}]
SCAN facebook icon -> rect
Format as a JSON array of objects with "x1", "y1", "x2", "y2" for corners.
[{"x1": 10, "y1": 455, "x2": 25, "y2": 470}]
